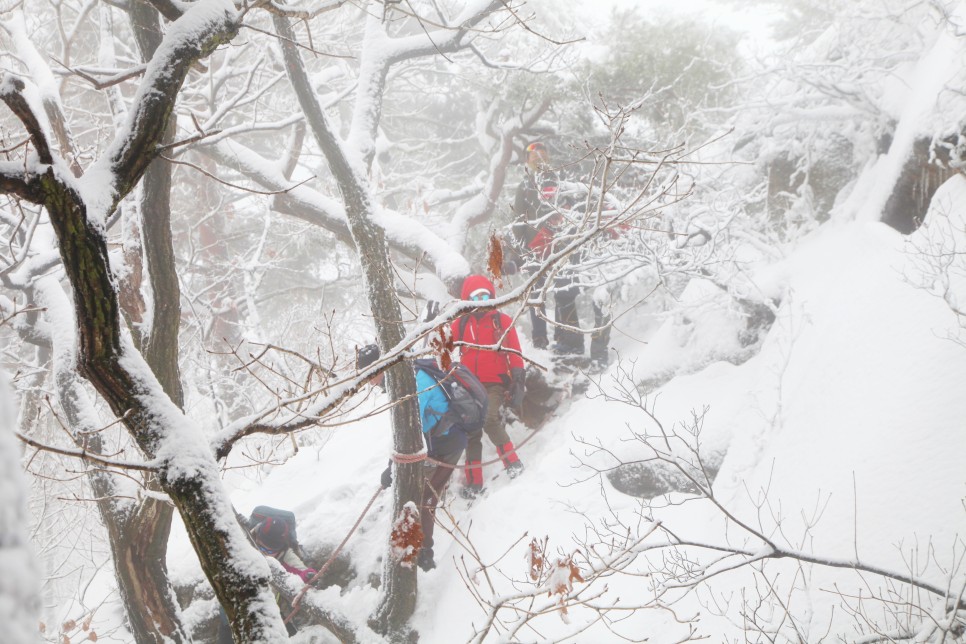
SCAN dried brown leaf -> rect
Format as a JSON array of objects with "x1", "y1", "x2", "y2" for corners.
[
  {"x1": 389, "y1": 502, "x2": 423, "y2": 566},
  {"x1": 429, "y1": 325, "x2": 454, "y2": 370},
  {"x1": 487, "y1": 234, "x2": 503, "y2": 288},
  {"x1": 528, "y1": 536, "x2": 547, "y2": 582}
]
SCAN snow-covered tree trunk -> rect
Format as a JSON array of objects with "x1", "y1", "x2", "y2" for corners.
[
  {"x1": 33, "y1": 274, "x2": 190, "y2": 644},
  {"x1": 86, "y1": 3, "x2": 191, "y2": 641},
  {"x1": 0, "y1": 3, "x2": 292, "y2": 642},
  {"x1": 273, "y1": 12, "x2": 425, "y2": 636}
]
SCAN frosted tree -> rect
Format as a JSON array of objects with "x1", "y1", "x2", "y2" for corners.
[
  {"x1": 0, "y1": 2, "x2": 302, "y2": 642},
  {"x1": 0, "y1": 0, "x2": 576, "y2": 640}
]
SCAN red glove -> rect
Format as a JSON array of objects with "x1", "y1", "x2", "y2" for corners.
[
  {"x1": 298, "y1": 568, "x2": 317, "y2": 583},
  {"x1": 282, "y1": 562, "x2": 317, "y2": 583}
]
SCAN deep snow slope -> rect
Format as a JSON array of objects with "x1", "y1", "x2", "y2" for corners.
[{"x1": 170, "y1": 178, "x2": 966, "y2": 643}]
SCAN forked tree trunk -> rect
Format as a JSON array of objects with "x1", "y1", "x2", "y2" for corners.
[
  {"x1": 0, "y1": 6, "x2": 292, "y2": 641},
  {"x1": 273, "y1": 13, "x2": 424, "y2": 639},
  {"x1": 82, "y1": 3, "x2": 191, "y2": 641}
]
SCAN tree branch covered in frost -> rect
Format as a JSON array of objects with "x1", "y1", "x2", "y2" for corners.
[
  {"x1": 345, "y1": 0, "x2": 503, "y2": 169},
  {"x1": 198, "y1": 138, "x2": 472, "y2": 278},
  {"x1": 0, "y1": 2, "x2": 312, "y2": 641},
  {"x1": 94, "y1": 0, "x2": 241, "y2": 206},
  {"x1": 445, "y1": 96, "x2": 551, "y2": 249}
]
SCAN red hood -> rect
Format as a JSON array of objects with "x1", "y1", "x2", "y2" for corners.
[{"x1": 460, "y1": 274, "x2": 495, "y2": 300}]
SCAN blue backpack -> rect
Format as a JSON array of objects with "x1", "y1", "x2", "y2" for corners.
[{"x1": 413, "y1": 358, "x2": 488, "y2": 434}]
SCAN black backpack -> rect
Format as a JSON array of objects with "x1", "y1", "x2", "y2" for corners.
[
  {"x1": 414, "y1": 358, "x2": 488, "y2": 434},
  {"x1": 248, "y1": 506, "x2": 300, "y2": 553}
]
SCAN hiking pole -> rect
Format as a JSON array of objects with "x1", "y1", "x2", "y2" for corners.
[{"x1": 283, "y1": 484, "x2": 386, "y2": 624}]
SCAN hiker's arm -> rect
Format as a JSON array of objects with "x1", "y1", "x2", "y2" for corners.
[{"x1": 280, "y1": 551, "x2": 316, "y2": 583}]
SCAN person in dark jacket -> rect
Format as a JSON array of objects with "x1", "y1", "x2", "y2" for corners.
[
  {"x1": 511, "y1": 141, "x2": 584, "y2": 355},
  {"x1": 216, "y1": 515, "x2": 316, "y2": 642},
  {"x1": 358, "y1": 344, "x2": 483, "y2": 571},
  {"x1": 449, "y1": 274, "x2": 526, "y2": 498},
  {"x1": 250, "y1": 519, "x2": 316, "y2": 582}
]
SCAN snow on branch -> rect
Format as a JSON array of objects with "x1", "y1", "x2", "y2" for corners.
[
  {"x1": 383, "y1": 0, "x2": 503, "y2": 63},
  {"x1": 344, "y1": 0, "x2": 503, "y2": 168},
  {"x1": 0, "y1": 160, "x2": 45, "y2": 204},
  {"x1": 448, "y1": 97, "x2": 551, "y2": 247},
  {"x1": 94, "y1": 0, "x2": 240, "y2": 207},
  {"x1": 16, "y1": 431, "x2": 158, "y2": 472},
  {"x1": 0, "y1": 76, "x2": 54, "y2": 166},
  {"x1": 1, "y1": 11, "x2": 82, "y2": 176}
]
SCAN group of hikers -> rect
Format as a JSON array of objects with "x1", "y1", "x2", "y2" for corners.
[
  {"x1": 357, "y1": 271, "x2": 527, "y2": 572},
  {"x1": 354, "y1": 139, "x2": 611, "y2": 573},
  {"x1": 226, "y1": 140, "x2": 610, "y2": 639}
]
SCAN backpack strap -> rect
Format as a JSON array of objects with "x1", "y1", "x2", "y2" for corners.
[
  {"x1": 458, "y1": 310, "x2": 502, "y2": 344},
  {"x1": 491, "y1": 311, "x2": 503, "y2": 338}
]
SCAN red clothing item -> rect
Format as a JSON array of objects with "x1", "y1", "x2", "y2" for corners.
[
  {"x1": 454, "y1": 274, "x2": 525, "y2": 383},
  {"x1": 460, "y1": 274, "x2": 496, "y2": 300},
  {"x1": 451, "y1": 311, "x2": 524, "y2": 383}
]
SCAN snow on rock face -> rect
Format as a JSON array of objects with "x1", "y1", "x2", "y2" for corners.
[
  {"x1": 0, "y1": 372, "x2": 41, "y2": 644},
  {"x1": 629, "y1": 276, "x2": 760, "y2": 390},
  {"x1": 701, "y1": 215, "x2": 966, "y2": 634},
  {"x1": 718, "y1": 218, "x2": 966, "y2": 539},
  {"x1": 907, "y1": 173, "x2": 966, "y2": 312}
]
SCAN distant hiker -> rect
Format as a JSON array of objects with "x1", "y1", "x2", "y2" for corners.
[
  {"x1": 511, "y1": 140, "x2": 585, "y2": 355},
  {"x1": 510, "y1": 142, "x2": 613, "y2": 367},
  {"x1": 217, "y1": 507, "x2": 315, "y2": 642},
  {"x1": 450, "y1": 274, "x2": 526, "y2": 498},
  {"x1": 357, "y1": 344, "x2": 487, "y2": 571}
]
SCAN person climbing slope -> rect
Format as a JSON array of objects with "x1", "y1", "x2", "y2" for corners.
[
  {"x1": 216, "y1": 507, "x2": 316, "y2": 642},
  {"x1": 449, "y1": 274, "x2": 526, "y2": 498},
  {"x1": 511, "y1": 140, "x2": 585, "y2": 355},
  {"x1": 358, "y1": 344, "x2": 487, "y2": 571}
]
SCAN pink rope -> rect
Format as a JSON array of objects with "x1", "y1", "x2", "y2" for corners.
[
  {"x1": 282, "y1": 420, "x2": 545, "y2": 623},
  {"x1": 283, "y1": 485, "x2": 385, "y2": 624},
  {"x1": 420, "y1": 421, "x2": 544, "y2": 470},
  {"x1": 391, "y1": 451, "x2": 428, "y2": 464}
]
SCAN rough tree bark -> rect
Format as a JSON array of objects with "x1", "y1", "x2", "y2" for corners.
[
  {"x1": 272, "y1": 12, "x2": 424, "y2": 637},
  {"x1": 0, "y1": 3, "x2": 293, "y2": 642},
  {"x1": 87, "y1": 2, "x2": 191, "y2": 642}
]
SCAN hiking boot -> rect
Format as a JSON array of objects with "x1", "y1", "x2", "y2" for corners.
[
  {"x1": 532, "y1": 336, "x2": 549, "y2": 350},
  {"x1": 551, "y1": 342, "x2": 583, "y2": 356},
  {"x1": 589, "y1": 356, "x2": 610, "y2": 372},
  {"x1": 506, "y1": 461, "x2": 525, "y2": 479},
  {"x1": 497, "y1": 441, "x2": 522, "y2": 470},
  {"x1": 459, "y1": 484, "x2": 483, "y2": 500},
  {"x1": 417, "y1": 548, "x2": 436, "y2": 572}
]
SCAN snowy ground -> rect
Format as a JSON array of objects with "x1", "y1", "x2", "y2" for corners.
[{"x1": 168, "y1": 177, "x2": 966, "y2": 642}]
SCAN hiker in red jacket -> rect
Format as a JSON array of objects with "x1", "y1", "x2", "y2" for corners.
[{"x1": 450, "y1": 274, "x2": 526, "y2": 498}]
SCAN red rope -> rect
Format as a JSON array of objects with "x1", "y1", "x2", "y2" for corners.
[
  {"x1": 391, "y1": 451, "x2": 428, "y2": 464},
  {"x1": 281, "y1": 419, "x2": 545, "y2": 623},
  {"x1": 283, "y1": 485, "x2": 385, "y2": 624}
]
